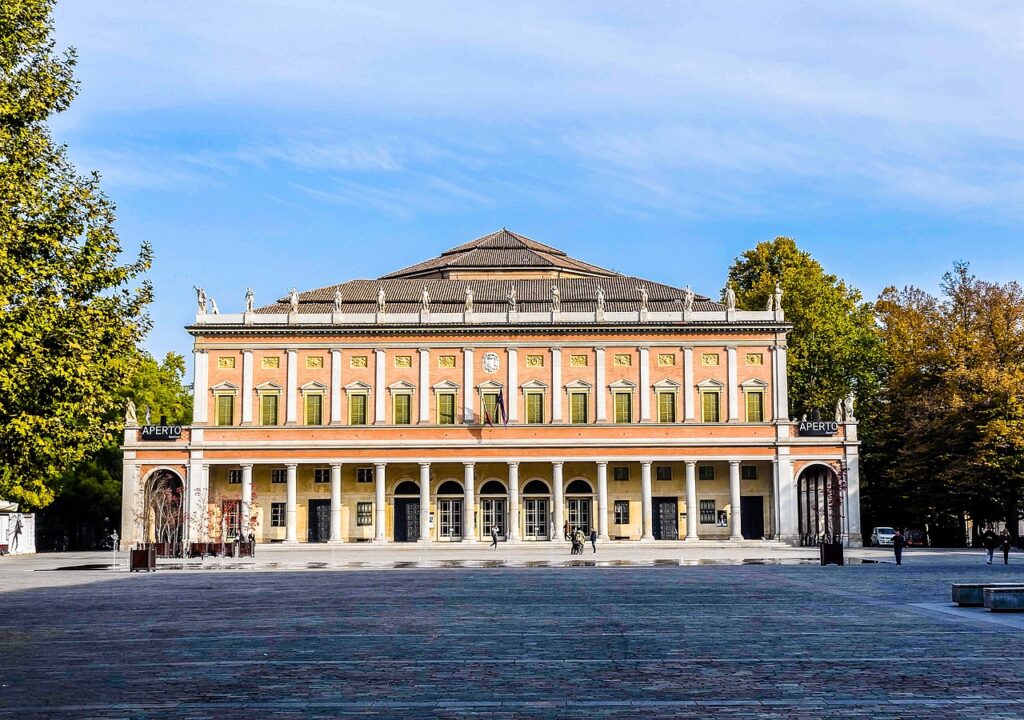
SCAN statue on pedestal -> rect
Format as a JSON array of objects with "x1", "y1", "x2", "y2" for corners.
[
  {"x1": 193, "y1": 286, "x2": 207, "y2": 313},
  {"x1": 465, "y1": 286, "x2": 474, "y2": 313},
  {"x1": 333, "y1": 287, "x2": 343, "y2": 312},
  {"x1": 421, "y1": 286, "x2": 431, "y2": 313},
  {"x1": 724, "y1": 284, "x2": 736, "y2": 311},
  {"x1": 507, "y1": 285, "x2": 517, "y2": 314},
  {"x1": 244, "y1": 288, "x2": 255, "y2": 313},
  {"x1": 288, "y1": 288, "x2": 299, "y2": 314},
  {"x1": 124, "y1": 399, "x2": 138, "y2": 425},
  {"x1": 774, "y1": 282, "x2": 784, "y2": 312},
  {"x1": 596, "y1": 285, "x2": 605, "y2": 313},
  {"x1": 683, "y1": 285, "x2": 694, "y2": 313},
  {"x1": 551, "y1": 285, "x2": 561, "y2": 313},
  {"x1": 377, "y1": 286, "x2": 386, "y2": 313},
  {"x1": 638, "y1": 285, "x2": 649, "y2": 313},
  {"x1": 209, "y1": 298, "x2": 219, "y2": 314},
  {"x1": 765, "y1": 294, "x2": 775, "y2": 311}
]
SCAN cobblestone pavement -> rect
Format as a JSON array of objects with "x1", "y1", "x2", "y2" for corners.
[{"x1": 3, "y1": 551, "x2": 1024, "y2": 718}]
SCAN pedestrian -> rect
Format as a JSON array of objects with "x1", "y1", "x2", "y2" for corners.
[
  {"x1": 1001, "y1": 528, "x2": 1012, "y2": 565},
  {"x1": 564, "y1": 520, "x2": 570, "y2": 541},
  {"x1": 590, "y1": 527, "x2": 597, "y2": 554},
  {"x1": 983, "y1": 526, "x2": 997, "y2": 565},
  {"x1": 490, "y1": 524, "x2": 499, "y2": 549},
  {"x1": 892, "y1": 528, "x2": 905, "y2": 566}
]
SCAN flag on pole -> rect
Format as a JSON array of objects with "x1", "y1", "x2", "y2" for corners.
[{"x1": 496, "y1": 390, "x2": 508, "y2": 426}]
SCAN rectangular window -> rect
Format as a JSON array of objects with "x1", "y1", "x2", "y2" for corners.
[
  {"x1": 525, "y1": 392, "x2": 545, "y2": 424},
  {"x1": 656, "y1": 466, "x2": 672, "y2": 482},
  {"x1": 228, "y1": 469, "x2": 242, "y2": 485},
  {"x1": 357, "y1": 502, "x2": 373, "y2": 526},
  {"x1": 304, "y1": 394, "x2": 323, "y2": 425},
  {"x1": 745, "y1": 391, "x2": 764, "y2": 422},
  {"x1": 699, "y1": 499, "x2": 716, "y2": 524},
  {"x1": 314, "y1": 468, "x2": 330, "y2": 484},
  {"x1": 701, "y1": 391, "x2": 721, "y2": 423},
  {"x1": 215, "y1": 394, "x2": 234, "y2": 426},
  {"x1": 741, "y1": 465, "x2": 758, "y2": 481},
  {"x1": 349, "y1": 394, "x2": 368, "y2": 425},
  {"x1": 356, "y1": 467, "x2": 374, "y2": 484},
  {"x1": 613, "y1": 466, "x2": 630, "y2": 482},
  {"x1": 222, "y1": 500, "x2": 240, "y2": 536},
  {"x1": 657, "y1": 392, "x2": 676, "y2": 423},
  {"x1": 614, "y1": 500, "x2": 630, "y2": 524},
  {"x1": 613, "y1": 392, "x2": 632, "y2": 423},
  {"x1": 437, "y1": 392, "x2": 456, "y2": 425},
  {"x1": 393, "y1": 394, "x2": 411, "y2": 425},
  {"x1": 270, "y1": 502, "x2": 286, "y2": 528},
  {"x1": 570, "y1": 392, "x2": 588, "y2": 424},
  {"x1": 271, "y1": 468, "x2": 287, "y2": 484},
  {"x1": 260, "y1": 394, "x2": 279, "y2": 426},
  {"x1": 698, "y1": 465, "x2": 715, "y2": 481},
  {"x1": 481, "y1": 392, "x2": 499, "y2": 424}
]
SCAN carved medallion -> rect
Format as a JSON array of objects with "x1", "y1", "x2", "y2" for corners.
[{"x1": 482, "y1": 352, "x2": 500, "y2": 374}]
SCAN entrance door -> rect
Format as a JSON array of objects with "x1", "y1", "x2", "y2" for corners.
[
  {"x1": 523, "y1": 498, "x2": 549, "y2": 539},
  {"x1": 740, "y1": 496, "x2": 765, "y2": 540},
  {"x1": 438, "y1": 499, "x2": 463, "y2": 540},
  {"x1": 393, "y1": 498, "x2": 420, "y2": 542},
  {"x1": 566, "y1": 498, "x2": 592, "y2": 534},
  {"x1": 307, "y1": 500, "x2": 331, "y2": 543},
  {"x1": 653, "y1": 497, "x2": 679, "y2": 540},
  {"x1": 480, "y1": 498, "x2": 506, "y2": 540}
]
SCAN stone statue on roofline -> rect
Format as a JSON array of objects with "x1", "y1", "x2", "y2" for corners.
[
  {"x1": 124, "y1": 399, "x2": 138, "y2": 426},
  {"x1": 288, "y1": 288, "x2": 299, "y2": 314},
  {"x1": 766, "y1": 294, "x2": 775, "y2": 311},
  {"x1": 377, "y1": 286, "x2": 386, "y2": 313},
  {"x1": 421, "y1": 286, "x2": 431, "y2": 313},
  {"x1": 507, "y1": 285, "x2": 517, "y2": 313},
  {"x1": 844, "y1": 393, "x2": 856, "y2": 421},
  {"x1": 774, "y1": 282, "x2": 784, "y2": 312},
  {"x1": 333, "y1": 287, "x2": 343, "y2": 312},
  {"x1": 724, "y1": 283, "x2": 736, "y2": 311},
  {"x1": 683, "y1": 285, "x2": 694, "y2": 313},
  {"x1": 193, "y1": 286, "x2": 206, "y2": 313},
  {"x1": 245, "y1": 288, "x2": 255, "y2": 313},
  {"x1": 465, "y1": 285, "x2": 474, "y2": 313},
  {"x1": 209, "y1": 298, "x2": 219, "y2": 314},
  {"x1": 551, "y1": 284, "x2": 561, "y2": 313},
  {"x1": 835, "y1": 399, "x2": 844, "y2": 423},
  {"x1": 596, "y1": 285, "x2": 605, "y2": 313},
  {"x1": 638, "y1": 285, "x2": 649, "y2": 313}
]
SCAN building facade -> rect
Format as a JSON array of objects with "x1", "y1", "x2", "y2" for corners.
[{"x1": 120, "y1": 229, "x2": 861, "y2": 548}]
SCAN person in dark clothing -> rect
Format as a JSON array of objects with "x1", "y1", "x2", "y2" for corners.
[
  {"x1": 590, "y1": 528, "x2": 598, "y2": 553},
  {"x1": 564, "y1": 521, "x2": 570, "y2": 541},
  {"x1": 1001, "y1": 528, "x2": 1012, "y2": 565},
  {"x1": 983, "y1": 526, "x2": 997, "y2": 565},
  {"x1": 892, "y1": 528, "x2": 905, "y2": 565},
  {"x1": 490, "y1": 525, "x2": 499, "y2": 549}
]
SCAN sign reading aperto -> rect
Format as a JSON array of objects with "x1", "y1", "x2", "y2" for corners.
[
  {"x1": 140, "y1": 425, "x2": 183, "y2": 441},
  {"x1": 797, "y1": 420, "x2": 839, "y2": 437}
]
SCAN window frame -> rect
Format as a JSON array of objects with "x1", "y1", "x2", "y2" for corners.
[
  {"x1": 699, "y1": 499, "x2": 716, "y2": 524},
  {"x1": 313, "y1": 468, "x2": 330, "y2": 484},
  {"x1": 524, "y1": 391, "x2": 546, "y2": 424},
  {"x1": 271, "y1": 468, "x2": 287, "y2": 484},
  {"x1": 214, "y1": 392, "x2": 236, "y2": 427},
  {"x1": 613, "y1": 466, "x2": 630, "y2": 482},
  {"x1": 356, "y1": 501, "x2": 373, "y2": 526},
  {"x1": 613, "y1": 391, "x2": 633, "y2": 424},
  {"x1": 656, "y1": 390, "x2": 677, "y2": 423},
  {"x1": 259, "y1": 392, "x2": 280, "y2": 426},
  {"x1": 744, "y1": 389, "x2": 765, "y2": 423},
  {"x1": 356, "y1": 467, "x2": 375, "y2": 484},
  {"x1": 655, "y1": 466, "x2": 672, "y2": 482},
  {"x1": 698, "y1": 465, "x2": 715, "y2": 481},
  {"x1": 303, "y1": 392, "x2": 324, "y2": 426},
  {"x1": 613, "y1": 500, "x2": 630, "y2": 525},
  {"x1": 741, "y1": 465, "x2": 758, "y2": 481},
  {"x1": 227, "y1": 469, "x2": 242, "y2": 485},
  {"x1": 700, "y1": 389, "x2": 721, "y2": 423},
  {"x1": 437, "y1": 391, "x2": 457, "y2": 425},
  {"x1": 481, "y1": 391, "x2": 500, "y2": 424},
  {"x1": 349, "y1": 392, "x2": 369, "y2": 425},
  {"x1": 393, "y1": 392, "x2": 412, "y2": 425},
  {"x1": 569, "y1": 390, "x2": 589, "y2": 424},
  {"x1": 270, "y1": 502, "x2": 286, "y2": 528}
]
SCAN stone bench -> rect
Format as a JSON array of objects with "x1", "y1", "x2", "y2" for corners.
[
  {"x1": 951, "y1": 583, "x2": 1024, "y2": 606},
  {"x1": 983, "y1": 587, "x2": 1024, "y2": 612}
]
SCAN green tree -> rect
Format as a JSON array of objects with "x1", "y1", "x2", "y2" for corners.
[
  {"x1": 0, "y1": 0, "x2": 152, "y2": 508},
  {"x1": 726, "y1": 237, "x2": 881, "y2": 418}
]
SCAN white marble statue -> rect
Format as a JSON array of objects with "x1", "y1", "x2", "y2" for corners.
[
  {"x1": 766, "y1": 294, "x2": 775, "y2": 311},
  {"x1": 288, "y1": 288, "x2": 299, "y2": 314},
  {"x1": 844, "y1": 393, "x2": 856, "y2": 421},
  {"x1": 683, "y1": 285, "x2": 694, "y2": 312},
  {"x1": 596, "y1": 285, "x2": 605, "y2": 313},
  {"x1": 507, "y1": 285, "x2": 517, "y2": 313},
  {"x1": 835, "y1": 399, "x2": 844, "y2": 423},
  {"x1": 193, "y1": 286, "x2": 206, "y2": 313},
  {"x1": 333, "y1": 287, "x2": 343, "y2": 312},
  {"x1": 377, "y1": 286, "x2": 386, "y2": 313},
  {"x1": 551, "y1": 285, "x2": 561, "y2": 313},
  {"x1": 638, "y1": 285, "x2": 649, "y2": 313},
  {"x1": 421, "y1": 286, "x2": 431, "y2": 312},
  {"x1": 774, "y1": 282, "x2": 784, "y2": 311},
  {"x1": 724, "y1": 284, "x2": 736, "y2": 311},
  {"x1": 465, "y1": 285, "x2": 474, "y2": 313},
  {"x1": 209, "y1": 298, "x2": 219, "y2": 314},
  {"x1": 124, "y1": 399, "x2": 138, "y2": 425},
  {"x1": 145, "y1": 404, "x2": 152, "y2": 425},
  {"x1": 244, "y1": 288, "x2": 255, "y2": 313}
]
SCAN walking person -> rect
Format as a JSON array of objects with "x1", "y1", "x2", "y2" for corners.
[
  {"x1": 1001, "y1": 528, "x2": 1012, "y2": 565},
  {"x1": 490, "y1": 524, "x2": 499, "y2": 549},
  {"x1": 983, "y1": 526, "x2": 997, "y2": 565},
  {"x1": 892, "y1": 528, "x2": 905, "y2": 566},
  {"x1": 590, "y1": 527, "x2": 598, "y2": 554},
  {"x1": 563, "y1": 520, "x2": 570, "y2": 541}
]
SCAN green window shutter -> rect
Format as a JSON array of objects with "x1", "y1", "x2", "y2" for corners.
[
  {"x1": 305, "y1": 394, "x2": 323, "y2": 425},
  {"x1": 658, "y1": 392, "x2": 675, "y2": 423},
  {"x1": 260, "y1": 395, "x2": 278, "y2": 425},
  {"x1": 570, "y1": 393, "x2": 587, "y2": 423},
  {"x1": 482, "y1": 393, "x2": 498, "y2": 422},
  {"x1": 745, "y1": 392, "x2": 763, "y2": 422},
  {"x1": 614, "y1": 393, "x2": 632, "y2": 423},
  {"x1": 394, "y1": 394, "x2": 410, "y2": 424},
  {"x1": 702, "y1": 392, "x2": 720, "y2": 423},
  {"x1": 350, "y1": 394, "x2": 367, "y2": 425},
  {"x1": 216, "y1": 395, "x2": 234, "y2": 426},
  {"x1": 526, "y1": 393, "x2": 544, "y2": 424},
  {"x1": 438, "y1": 393, "x2": 455, "y2": 424}
]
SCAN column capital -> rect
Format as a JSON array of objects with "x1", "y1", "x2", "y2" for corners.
[
  {"x1": 462, "y1": 347, "x2": 474, "y2": 353},
  {"x1": 194, "y1": 348, "x2": 208, "y2": 355},
  {"x1": 637, "y1": 345, "x2": 650, "y2": 352},
  {"x1": 684, "y1": 459, "x2": 697, "y2": 467},
  {"x1": 594, "y1": 346, "x2": 606, "y2": 352},
  {"x1": 507, "y1": 461, "x2": 520, "y2": 468},
  {"x1": 374, "y1": 348, "x2": 386, "y2": 355},
  {"x1": 240, "y1": 463, "x2": 253, "y2": 469},
  {"x1": 551, "y1": 461, "x2": 564, "y2": 468},
  {"x1": 418, "y1": 347, "x2": 431, "y2": 354},
  {"x1": 241, "y1": 348, "x2": 253, "y2": 355},
  {"x1": 549, "y1": 346, "x2": 563, "y2": 353},
  {"x1": 285, "y1": 463, "x2": 297, "y2": 469},
  {"x1": 729, "y1": 459, "x2": 741, "y2": 467},
  {"x1": 374, "y1": 461, "x2": 387, "y2": 469},
  {"x1": 286, "y1": 348, "x2": 297, "y2": 355},
  {"x1": 640, "y1": 460, "x2": 652, "y2": 468},
  {"x1": 506, "y1": 345, "x2": 518, "y2": 353},
  {"x1": 418, "y1": 461, "x2": 432, "y2": 469},
  {"x1": 463, "y1": 461, "x2": 475, "y2": 468},
  {"x1": 595, "y1": 460, "x2": 608, "y2": 468},
  {"x1": 330, "y1": 462, "x2": 342, "y2": 470}
]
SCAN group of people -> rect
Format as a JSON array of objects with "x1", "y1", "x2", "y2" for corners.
[
  {"x1": 890, "y1": 526, "x2": 1013, "y2": 566},
  {"x1": 564, "y1": 521, "x2": 597, "y2": 554}
]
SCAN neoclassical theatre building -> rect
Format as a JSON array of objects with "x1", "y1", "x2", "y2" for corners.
[{"x1": 121, "y1": 229, "x2": 861, "y2": 548}]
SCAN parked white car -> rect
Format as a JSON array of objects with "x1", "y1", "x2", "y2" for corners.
[{"x1": 871, "y1": 526, "x2": 895, "y2": 546}]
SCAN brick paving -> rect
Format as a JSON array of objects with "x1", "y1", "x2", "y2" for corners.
[{"x1": 2, "y1": 553, "x2": 1024, "y2": 718}]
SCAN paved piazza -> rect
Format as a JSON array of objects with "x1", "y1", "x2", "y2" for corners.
[{"x1": 3, "y1": 548, "x2": 1024, "y2": 719}]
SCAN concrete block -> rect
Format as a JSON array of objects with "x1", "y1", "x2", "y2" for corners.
[
  {"x1": 951, "y1": 583, "x2": 1024, "y2": 606},
  {"x1": 983, "y1": 587, "x2": 1024, "y2": 611}
]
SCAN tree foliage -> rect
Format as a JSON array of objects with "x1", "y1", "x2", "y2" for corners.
[{"x1": 0, "y1": 0, "x2": 152, "y2": 508}]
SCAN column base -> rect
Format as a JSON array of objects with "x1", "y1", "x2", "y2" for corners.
[
  {"x1": 683, "y1": 536, "x2": 700, "y2": 543},
  {"x1": 328, "y1": 538, "x2": 346, "y2": 544},
  {"x1": 730, "y1": 535, "x2": 744, "y2": 541},
  {"x1": 463, "y1": 538, "x2": 478, "y2": 544},
  {"x1": 639, "y1": 535, "x2": 654, "y2": 542},
  {"x1": 283, "y1": 539, "x2": 299, "y2": 545},
  {"x1": 598, "y1": 534, "x2": 609, "y2": 541}
]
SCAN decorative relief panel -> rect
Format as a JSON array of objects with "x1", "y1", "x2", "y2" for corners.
[
  {"x1": 613, "y1": 353, "x2": 632, "y2": 367},
  {"x1": 701, "y1": 353, "x2": 720, "y2": 366},
  {"x1": 261, "y1": 357, "x2": 280, "y2": 369},
  {"x1": 482, "y1": 352, "x2": 499, "y2": 374},
  {"x1": 218, "y1": 356, "x2": 236, "y2": 369},
  {"x1": 657, "y1": 353, "x2": 675, "y2": 367},
  {"x1": 570, "y1": 354, "x2": 588, "y2": 367},
  {"x1": 306, "y1": 356, "x2": 324, "y2": 369},
  {"x1": 438, "y1": 355, "x2": 456, "y2": 368},
  {"x1": 394, "y1": 355, "x2": 412, "y2": 368},
  {"x1": 350, "y1": 355, "x2": 368, "y2": 368},
  {"x1": 526, "y1": 354, "x2": 544, "y2": 367},
  {"x1": 745, "y1": 353, "x2": 764, "y2": 366}
]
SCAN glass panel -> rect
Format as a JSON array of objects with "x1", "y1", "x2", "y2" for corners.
[
  {"x1": 439, "y1": 499, "x2": 463, "y2": 538},
  {"x1": 614, "y1": 393, "x2": 632, "y2": 423},
  {"x1": 701, "y1": 392, "x2": 720, "y2": 422},
  {"x1": 526, "y1": 392, "x2": 544, "y2": 424},
  {"x1": 481, "y1": 499, "x2": 506, "y2": 538},
  {"x1": 658, "y1": 392, "x2": 676, "y2": 423},
  {"x1": 216, "y1": 395, "x2": 234, "y2": 426},
  {"x1": 438, "y1": 393, "x2": 456, "y2": 424},
  {"x1": 482, "y1": 392, "x2": 499, "y2": 424},
  {"x1": 394, "y1": 394, "x2": 411, "y2": 425},
  {"x1": 304, "y1": 394, "x2": 323, "y2": 425},
  {"x1": 350, "y1": 394, "x2": 367, "y2": 425},
  {"x1": 746, "y1": 391, "x2": 764, "y2": 422},
  {"x1": 570, "y1": 392, "x2": 588, "y2": 424},
  {"x1": 523, "y1": 499, "x2": 549, "y2": 539},
  {"x1": 567, "y1": 498, "x2": 592, "y2": 534}
]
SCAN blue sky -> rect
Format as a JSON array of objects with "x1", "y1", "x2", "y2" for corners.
[{"x1": 51, "y1": 1, "x2": 1024, "y2": 363}]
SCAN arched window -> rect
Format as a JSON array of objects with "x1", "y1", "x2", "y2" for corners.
[
  {"x1": 437, "y1": 480, "x2": 464, "y2": 495},
  {"x1": 565, "y1": 479, "x2": 593, "y2": 494},
  {"x1": 479, "y1": 480, "x2": 507, "y2": 495},
  {"x1": 522, "y1": 479, "x2": 550, "y2": 494},
  {"x1": 393, "y1": 481, "x2": 420, "y2": 495}
]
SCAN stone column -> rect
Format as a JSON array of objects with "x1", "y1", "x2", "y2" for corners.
[
  {"x1": 684, "y1": 460, "x2": 698, "y2": 541},
  {"x1": 419, "y1": 462, "x2": 431, "y2": 541},
  {"x1": 506, "y1": 347, "x2": 518, "y2": 423},
  {"x1": 777, "y1": 450, "x2": 797, "y2": 544},
  {"x1": 285, "y1": 463, "x2": 298, "y2": 543},
  {"x1": 595, "y1": 347, "x2": 607, "y2": 422},
  {"x1": 640, "y1": 461, "x2": 653, "y2": 540},
  {"x1": 374, "y1": 349, "x2": 386, "y2": 424},
  {"x1": 285, "y1": 349, "x2": 298, "y2": 425},
  {"x1": 120, "y1": 457, "x2": 138, "y2": 549},
  {"x1": 330, "y1": 463, "x2": 343, "y2": 542},
  {"x1": 771, "y1": 459, "x2": 780, "y2": 540},
  {"x1": 726, "y1": 346, "x2": 739, "y2": 422},
  {"x1": 551, "y1": 347, "x2": 563, "y2": 422},
  {"x1": 846, "y1": 450, "x2": 863, "y2": 547},
  {"x1": 729, "y1": 460, "x2": 742, "y2": 540},
  {"x1": 463, "y1": 462, "x2": 477, "y2": 542},
  {"x1": 192, "y1": 349, "x2": 208, "y2": 424},
  {"x1": 508, "y1": 461, "x2": 520, "y2": 542},
  {"x1": 639, "y1": 346, "x2": 651, "y2": 422},
  {"x1": 241, "y1": 350, "x2": 254, "y2": 424},
  {"x1": 374, "y1": 462, "x2": 387, "y2": 541},
  {"x1": 552, "y1": 461, "x2": 564, "y2": 540},
  {"x1": 462, "y1": 348, "x2": 475, "y2": 423},
  {"x1": 596, "y1": 461, "x2": 609, "y2": 540},
  {"x1": 418, "y1": 348, "x2": 430, "y2": 423},
  {"x1": 683, "y1": 347, "x2": 695, "y2": 421},
  {"x1": 330, "y1": 349, "x2": 342, "y2": 425},
  {"x1": 774, "y1": 345, "x2": 790, "y2": 421},
  {"x1": 241, "y1": 463, "x2": 253, "y2": 538}
]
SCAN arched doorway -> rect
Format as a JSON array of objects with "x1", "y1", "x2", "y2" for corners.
[
  {"x1": 436, "y1": 480, "x2": 464, "y2": 541},
  {"x1": 479, "y1": 480, "x2": 507, "y2": 541},
  {"x1": 143, "y1": 468, "x2": 185, "y2": 556},
  {"x1": 393, "y1": 480, "x2": 420, "y2": 542},
  {"x1": 522, "y1": 479, "x2": 551, "y2": 540},
  {"x1": 797, "y1": 464, "x2": 846, "y2": 546},
  {"x1": 565, "y1": 478, "x2": 594, "y2": 535}
]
